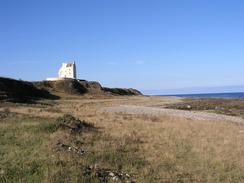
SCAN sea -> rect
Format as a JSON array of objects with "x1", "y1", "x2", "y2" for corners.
[{"x1": 163, "y1": 92, "x2": 244, "y2": 99}]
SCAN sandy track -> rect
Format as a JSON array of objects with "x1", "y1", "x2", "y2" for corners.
[{"x1": 101, "y1": 105, "x2": 244, "y2": 124}]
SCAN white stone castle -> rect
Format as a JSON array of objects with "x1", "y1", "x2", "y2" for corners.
[{"x1": 47, "y1": 62, "x2": 77, "y2": 81}]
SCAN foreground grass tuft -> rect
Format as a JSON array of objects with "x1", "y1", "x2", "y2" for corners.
[{"x1": 41, "y1": 114, "x2": 95, "y2": 133}]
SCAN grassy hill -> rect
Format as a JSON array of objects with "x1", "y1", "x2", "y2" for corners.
[
  {"x1": 0, "y1": 77, "x2": 142, "y2": 102},
  {"x1": 0, "y1": 77, "x2": 59, "y2": 102}
]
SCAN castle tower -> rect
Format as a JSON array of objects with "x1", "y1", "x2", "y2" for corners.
[{"x1": 58, "y1": 62, "x2": 77, "y2": 79}]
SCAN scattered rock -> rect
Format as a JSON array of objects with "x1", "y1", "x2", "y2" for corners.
[
  {"x1": 0, "y1": 111, "x2": 9, "y2": 119},
  {"x1": 57, "y1": 142, "x2": 85, "y2": 156},
  {"x1": 175, "y1": 105, "x2": 192, "y2": 110},
  {"x1": 0, "y1": 109, "x2": 16, "y2": 119},
  {"x1": 83, "y1": 165, "x2": 135, "y2": 182},
  {"x1": 186, "y1": 105, "x2": 192, "y2": 109},
  {"x1": 0, "y1": 169, "x2": 5, "y2": 176},
  {"x1": 109, "y1": 172, "x2": 115, "y2": 177}
]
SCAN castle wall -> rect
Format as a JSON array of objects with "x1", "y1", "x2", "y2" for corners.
[
  {"x1": 46, "y1": 62, "x2": 77, "y2": 81},
  {"x1": 58, "y1": 62, "x2": 76, "y2": 79}
]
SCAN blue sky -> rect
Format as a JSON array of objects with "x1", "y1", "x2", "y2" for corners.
[{"x1": 0, "y1": 0, "x2": 244, "y2": 94}]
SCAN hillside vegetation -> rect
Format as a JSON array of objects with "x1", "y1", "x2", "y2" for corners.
[
  {"x1": 0, "y1": 77, "x2": 142, "y2": 102},
  {"x1": 0, "y1": 77, "x2": 58, "y2": 102}
]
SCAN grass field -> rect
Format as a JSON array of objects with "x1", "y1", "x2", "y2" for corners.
[{"x1": 1, "y1": 96, "x2": 244, "y2": 182}]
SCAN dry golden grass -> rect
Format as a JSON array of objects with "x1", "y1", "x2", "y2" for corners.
[{"x1": 1, "y1": 96, "x2": 244, "y2": 182}]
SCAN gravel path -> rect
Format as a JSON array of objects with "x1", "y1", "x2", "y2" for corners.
[{"x1": 101, "y1": 105, "x2": 244, "y2": 124}]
